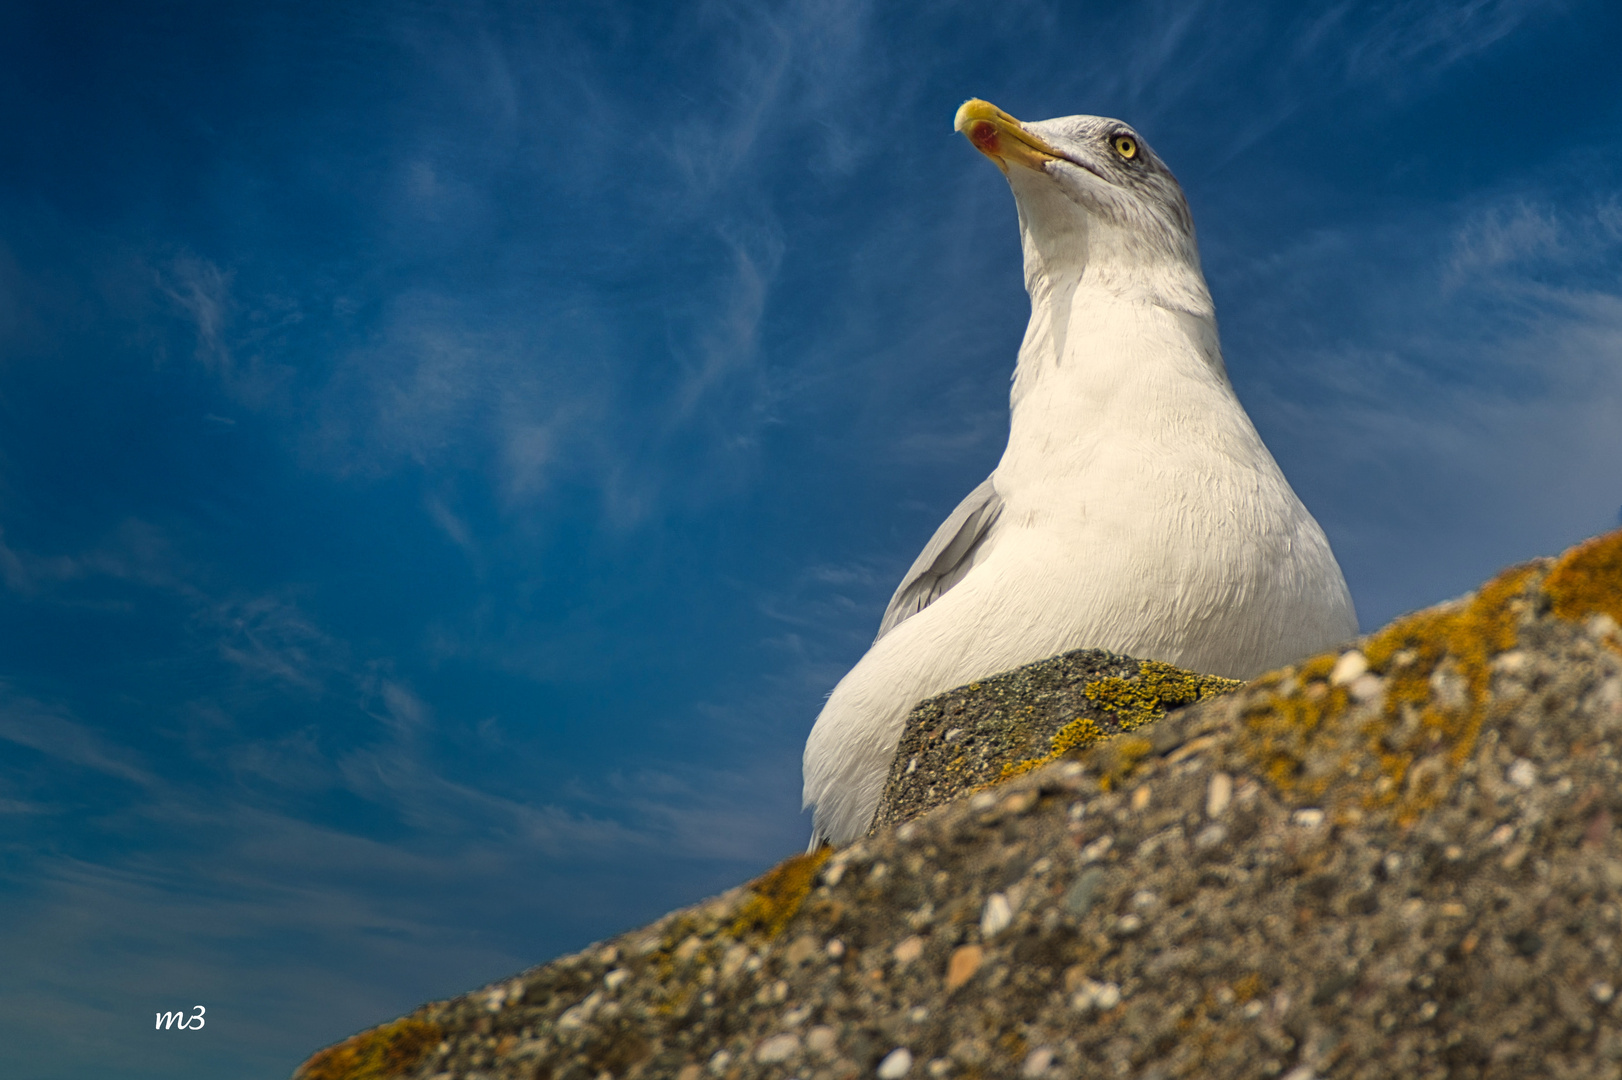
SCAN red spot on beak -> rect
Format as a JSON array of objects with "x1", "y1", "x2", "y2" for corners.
[{"x1": 967, "y1": 119, "x2": 1000, "y2": 156}]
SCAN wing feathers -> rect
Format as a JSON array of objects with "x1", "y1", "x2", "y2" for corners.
[{"x1": 874, "y1": 475, "x2": 1003, "y2": 642}]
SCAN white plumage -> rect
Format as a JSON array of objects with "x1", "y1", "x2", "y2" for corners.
[{"x1": 801, "y1": 101, "x2": 1357, "y2": 846}]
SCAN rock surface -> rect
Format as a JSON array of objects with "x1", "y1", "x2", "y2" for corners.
[
  {"x1": 869, "y1": 649, "x2": 1240, "y2": 836},
  {"x1": 294, "y1": 529, "x2": 1622, "y2": 1080}
]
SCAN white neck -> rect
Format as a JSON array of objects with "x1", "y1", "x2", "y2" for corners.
[{"x1": 995, "y1": 277, "x2": 1269, "y2": 506}]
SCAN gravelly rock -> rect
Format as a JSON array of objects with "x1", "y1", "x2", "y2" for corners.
[
  {"x1": 294, "y1": 529, "x2": 1622, "y2": 1080},
  {"x1": 869, "y1": 649, "x2": 1241, "y2": 836}
]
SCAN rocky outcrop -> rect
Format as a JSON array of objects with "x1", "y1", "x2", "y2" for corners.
[
  {"x1": 868, "y1": 649, "x2": 1240, "y2": 836},
  {"x1": 294, "y1": 529, "x2": 1622, "y2": 1080}
]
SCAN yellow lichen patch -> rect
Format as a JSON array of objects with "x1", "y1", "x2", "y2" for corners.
[
  {"x1": 727, "y1": 847, "x2": 833, "y2": 940},
  {"x1": 1090, "y1": 735, "x2": 1155, "y2": 792},
  {"x1": 1241, "y1": 561, "x2": 1540, "y2": 827},
  {"x1": 993, "y1": 664, "x2": 1240, "y2": 784},
  {"x1": 1545, "y1": 528, "x2": 1622, "y2": 625},
  {"x1": 1084, "y1": 661, "x2": 1242, "y2": 730},
  {"x1": 293, "y1": 1016, "x2": 442, "y2": 1080},
  {"x1": 996, "y1": 715, "x2": 1110, "y2": 782}
]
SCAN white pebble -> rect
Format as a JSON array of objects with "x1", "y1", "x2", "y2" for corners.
[
  {"x1": 755, "y1": 1033, "x2": 800, "y2": 1063},
  {"x1": 826, "y1": 938, "x2": 845, "y2": 960},
  {"x1": 1348, "y1": 673, "x2": 1385, "y2": 703},
  {"x1": 1071, "y1": 978, "x2": 1122, "y2": 1011},
  {"x1": 1021, "y1": 1046, "x2": 1056, "y2": 1076},
  {"x1": 805, "y1": 1025, "x2": 838, "y2": 1055},
  {"x1": 877, "y1": 1047, "x2": 914, "y2": 1078},
  {"x1": 1507, "y1": 758, "x2": 1537, "y2": 788},
  {"x1": 980, "y1": 893, "x2": 1014, "y2": 938},
  {"x1": 602, "y1": 968, "x2": 628, "y2": 991},
  {"x1": 1593, "y1": 981, "x2": 1616, "y2": 1004},
  {"x1": 1329, "y1": 650, "x2": 1368, "y2": 686},
  {"x1": 1292, "y1": 808, "x2": 1325, "y2": 828},
  {"x1": 1080, "y1": 835, "x2": 1113, "y2": 863},
  {"x1": 1206, "y1": 772, "x2": 1233, "y2": 818}
]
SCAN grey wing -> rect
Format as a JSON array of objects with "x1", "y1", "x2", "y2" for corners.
[{"x1": 874, "y1": 474, "x2": 1004, "y2": 643}]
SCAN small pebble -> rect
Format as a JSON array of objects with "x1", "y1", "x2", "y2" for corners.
[
  {"x1": 805, "y1": 1026, "x2": 838, "y2": 1055},
  {"x1": 893, "y1": 936, "x2": 925, "y2": 965},
  {"x1": 1330, "y1": 650, "x2": 1368, "y2": 685},
  {"x1": 826, "y1": 938, "x2": 846, "y2": 960},
  {"x1": 603, "y1": 969, "x2": 629, "y2": 991},
  {"x1": 877, "y1": 1047, "x2": 914, "y2": 1078},
  {"x1": 1206, "y1": 772, "x2": 1233, "y2": 818},
  {"x1": 1593, "y1": 982, "x2": 1616, "y2": 1004},
  {"x1": 981, "y1": 893, "x2": 1014, "y2": 938},
  {"x1": 1062, "y1": 868, "x2": 1106, "y2": 917},
  {"x1": 1293, "y1": 808, "x2": 1325, "y2": 828},
  {"x1": 1071, "y1": 978, "x2": 1122, "y2": 1011},
  {"x1": 1080, "y1": 836, "x2": 1113, "y2": 863},
  {"x1": 1021, "y1": 1046, "x2": 1056, "y2": 1076},
  {"x1": 755, "y1": 1033, "x2": 800, "y2": 1063},
  {"x1": 1131, "y1": 785, "x2": 1152, "y2": 811},
  {"x1": 1348, "y1": 673, "x2": 1385, "y2": 703},
  {"x1": 708, "y1": 1049, "x2": 732, "y2": 1074},
  {"x1": 945, "y1": 945, "x2": 983, "y2": 990},
  {"x1": 1507, "y1": 758, "x2": 1537, "y2": 788}
]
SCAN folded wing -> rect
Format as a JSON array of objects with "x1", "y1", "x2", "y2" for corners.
[{"x1": 874, "y1": 475, "x2": 1004, "y2": 642}]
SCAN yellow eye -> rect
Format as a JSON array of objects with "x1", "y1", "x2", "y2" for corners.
[{"x1": 1113, "y1": 135, "x2": 1137, "y2": 160}]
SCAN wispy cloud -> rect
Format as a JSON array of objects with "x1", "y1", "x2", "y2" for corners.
[
  {"x1": 1235, "y1": 186, "x2": 1622, "y2": 623},
  {"x1": 0, "y1": 687, "x2": 155, "y2": 788}
]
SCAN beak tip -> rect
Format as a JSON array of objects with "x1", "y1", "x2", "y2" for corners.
[{"x1": 953, "y1": 98, "x2": 993, "y2": 133}]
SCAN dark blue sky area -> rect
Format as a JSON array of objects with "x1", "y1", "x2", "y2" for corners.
[{"x1": 3, "y1": 2, "x2": 1621, "y2": 1077}]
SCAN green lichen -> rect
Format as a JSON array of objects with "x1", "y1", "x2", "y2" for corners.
[{"x1": 294, "y1": 1016, "x2": 442, "y2": 1080}]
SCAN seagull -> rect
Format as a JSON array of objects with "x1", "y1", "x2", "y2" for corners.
[{"x1": 801, "y1": 100, "x2": 1357, "y2": 846}]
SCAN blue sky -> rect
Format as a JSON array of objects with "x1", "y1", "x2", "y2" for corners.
[{"x1": 2, "y1": 1, "x2": 1620, "y2": 1076}]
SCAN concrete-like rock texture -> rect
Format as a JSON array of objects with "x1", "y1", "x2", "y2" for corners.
[
  {"x1": 294, "y1": 529, "x2": 1622, "y2": 1080},
  {"x1": 869, "y1": 649, "x2": 1241, "y2": 836}
]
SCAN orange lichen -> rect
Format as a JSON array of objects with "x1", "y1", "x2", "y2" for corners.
[
  {"x1": 1240, "y1": 560, "x2": 1539, "y2": 827},
  {"x1": 727, "y1": 847, "x2": 832, "y2": 940},
  {"x1": 293, "y1": 1016, "x2": 442, "y2": 1080},
  {"x1": 1544, "y1": 528, "x2": 1622, "y2": 625}
]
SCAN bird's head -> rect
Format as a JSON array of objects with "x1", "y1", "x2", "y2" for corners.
[{"x1": 955, "y1": 99, "x2": 1211, "y2": 318}]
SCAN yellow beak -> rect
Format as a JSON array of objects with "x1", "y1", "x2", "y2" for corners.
[{"x1": 954, "y1": 99, "x2": 1062, "y2": 173}]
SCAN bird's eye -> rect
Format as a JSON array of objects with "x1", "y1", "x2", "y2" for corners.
[{"x1": 1113, "y1": 135, "x2": 1137, "y2": 160}]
